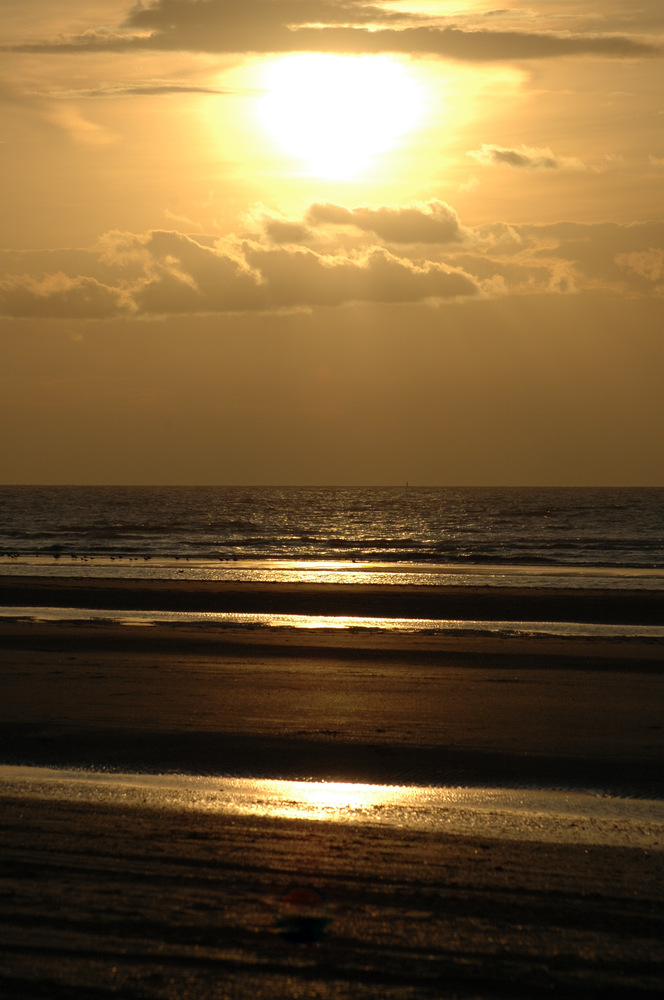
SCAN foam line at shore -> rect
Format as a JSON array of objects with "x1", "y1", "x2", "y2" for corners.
[{"x1": 2, "y1": 556, "x2": 664, "y2": 590}]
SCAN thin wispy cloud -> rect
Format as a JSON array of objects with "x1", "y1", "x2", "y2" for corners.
[
  {"x1": 7, "y1": 0, "x2": 661, "y2": 61},
  {"x1": 41, "y1": 84, "x2": 233, "y2": 99},
  {"x1": 468, "y1": 144, "x2": 589, "y2": 171}
]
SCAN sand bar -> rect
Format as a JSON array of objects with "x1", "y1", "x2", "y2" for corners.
[
  {"x1": 1, "y1": 619, "x2": 663, "y2": 793},
  {"x1": 1, "y1": 574, "x2": 663, "y2": 623},
  {"x1": 1, "y1": 575, "x2": 663, "y2": 793},
  {"x1": 1, "y1": 576, "x2": 664, "y2": 996}
]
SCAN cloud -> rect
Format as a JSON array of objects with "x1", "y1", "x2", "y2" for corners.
[
  {"x1": 447, "y1": 219, "x2": 664, "y2": 296},
  {"x1": 525, "y1": 221, "x2": 664, "y2": 293},
  {"x1": 0, "y1": 273, "x2": 130, "y2": 319},
  {"x1": 0, "y1": 80, "x2": 118, "y2": 145},
  {"x1": 3, "y1": 208, "x2": 663, "y2": 319},
  {"x1": 44, "y1": 84, "x2": 232, "y2": 99},
  {"x1": 443, "y1": 251, "x2": 559, "y2": 295},
  {"x1": 8, "y1": 1, "x2": 661, "y2": 61},
  {"x1": 305, "y1": 200, "x2": 466, "y2": 244},
  {"x1": 102, "y1": 229, "x2": 266, "y2": 313},
  {"x1": 296, "y1": 25, "x2": 661, "y2": 61},
  {"x1": 468, "y1": 144, "x2": 588, "y2": 171},
  {"x1": 615, "y1": 249, "x2": 664, "y2": 288},
  {"x1": 164, "y1": 208, "x2": 203, "y2": 229},
  {"x1": 241, "y1": 243, "x2": 479, "y2": 308},
  {"x1": 0, "y1": 223, "x2": 480, "y2": 318},
  {"x1": 263, "y1": 219, "x2": 314, "y2": 245},
  {"x1": 133, "y1": 229, "x2": 480, "y2": 312},
  {"x1": 47, "y1": 105, "x2": 116, "y2": 145},
  {"x1": 8, "y1": 1, "x2": 411, "y2": 54}
]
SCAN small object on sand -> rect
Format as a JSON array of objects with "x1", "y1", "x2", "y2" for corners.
[{"x1": 276, "y1": 885, "x2": 330, "y2": 943}]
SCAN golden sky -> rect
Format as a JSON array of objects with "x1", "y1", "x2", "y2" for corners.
[{"x1": 1, "y1": 0, "x2": 662, "y2": 485}]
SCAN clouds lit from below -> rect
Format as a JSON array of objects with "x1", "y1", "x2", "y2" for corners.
[{"x1": 257, "y1": 54, "x2": 423, "y2": 179}]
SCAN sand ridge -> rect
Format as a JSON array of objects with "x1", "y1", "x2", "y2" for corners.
[{"x1": 1, "y1": 575, "x2": 663, "y2": 996}]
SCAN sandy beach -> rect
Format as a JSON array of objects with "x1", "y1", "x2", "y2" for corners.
[
  {"x1": 1, "y1": 620, "x2": 663, "y2": 793},
  {"x1": 1, "y1": 576, "x2": 663, "y2": 996},
  {"x1": 2, "y1": 574, "x2": 663, "y2": 623},
  {"x1": 1, "y1": 792, "x2": 663, "y2": 999}
]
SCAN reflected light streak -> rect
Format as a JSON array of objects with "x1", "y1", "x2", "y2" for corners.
[
  {"x1": 3, "y1": 555, "x2": 663, "y2": 591},
  {"x1": 260, "y1": 779, "x2": 403, "y2": 820},
  {"x1": 3, "y1": 606, "x2": 664, "y2": 639},
  {"x1": 286, "y1": 616, "x2": 350, "y2": 629},
  {"x1": 2, "y1": 768, "x2": 664, "y2": 848}
]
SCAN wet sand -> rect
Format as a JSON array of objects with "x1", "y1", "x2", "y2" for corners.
[
  {"x1": 1, "y1": 574, "x2": 663, "y2": 623},
  {"x1": 1, "y1": 793, "x2": 663, "y2": 999},
  {"x1": 1, "y1": 577, "x2": 663, "y2": 996},
  {"x1": 1, "y1": 614, "x2": 663, "y2": 792}
]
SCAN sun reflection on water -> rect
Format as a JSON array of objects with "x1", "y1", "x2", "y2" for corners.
[
  {"x1": 1, "y1": 768, "x2": 663, "y2": 847},
  {"x1": 251, "y1": 779, "x2": 402, "y2": 821},
  {"x1": 279, "y1": 616, "x2": 352, "y2": 630}
]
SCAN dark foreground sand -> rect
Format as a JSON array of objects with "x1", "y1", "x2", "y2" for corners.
[
  {"x1": 1, "y1": 794, "x2": 663, "y2": 999},
  {"x1": 1, "y1": 577, "x2": 663, "y2": 996}
]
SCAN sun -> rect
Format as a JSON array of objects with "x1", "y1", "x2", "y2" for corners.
[{"x1": 257, "y1": 54, "x2": 423, "y2": 180}]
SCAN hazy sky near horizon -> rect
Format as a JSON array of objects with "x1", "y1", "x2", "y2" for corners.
[{"x1": 1, "y1": 0, "x2": 662, "y2": 485}]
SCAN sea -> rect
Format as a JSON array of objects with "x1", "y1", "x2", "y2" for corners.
[
  {"x1": 1, "y1": 484, "x2": 663, "y2": 637},
  {"x1": 1, "y1": 485, "x2": 664, "y2": 837},
  {"x1": 1, "y1": 484, "x2": 663, "y2": 579}
]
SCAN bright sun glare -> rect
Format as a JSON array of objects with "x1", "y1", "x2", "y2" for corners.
[{"x1": 257, "y1": 54, "x2": 422, "y2": 179}]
